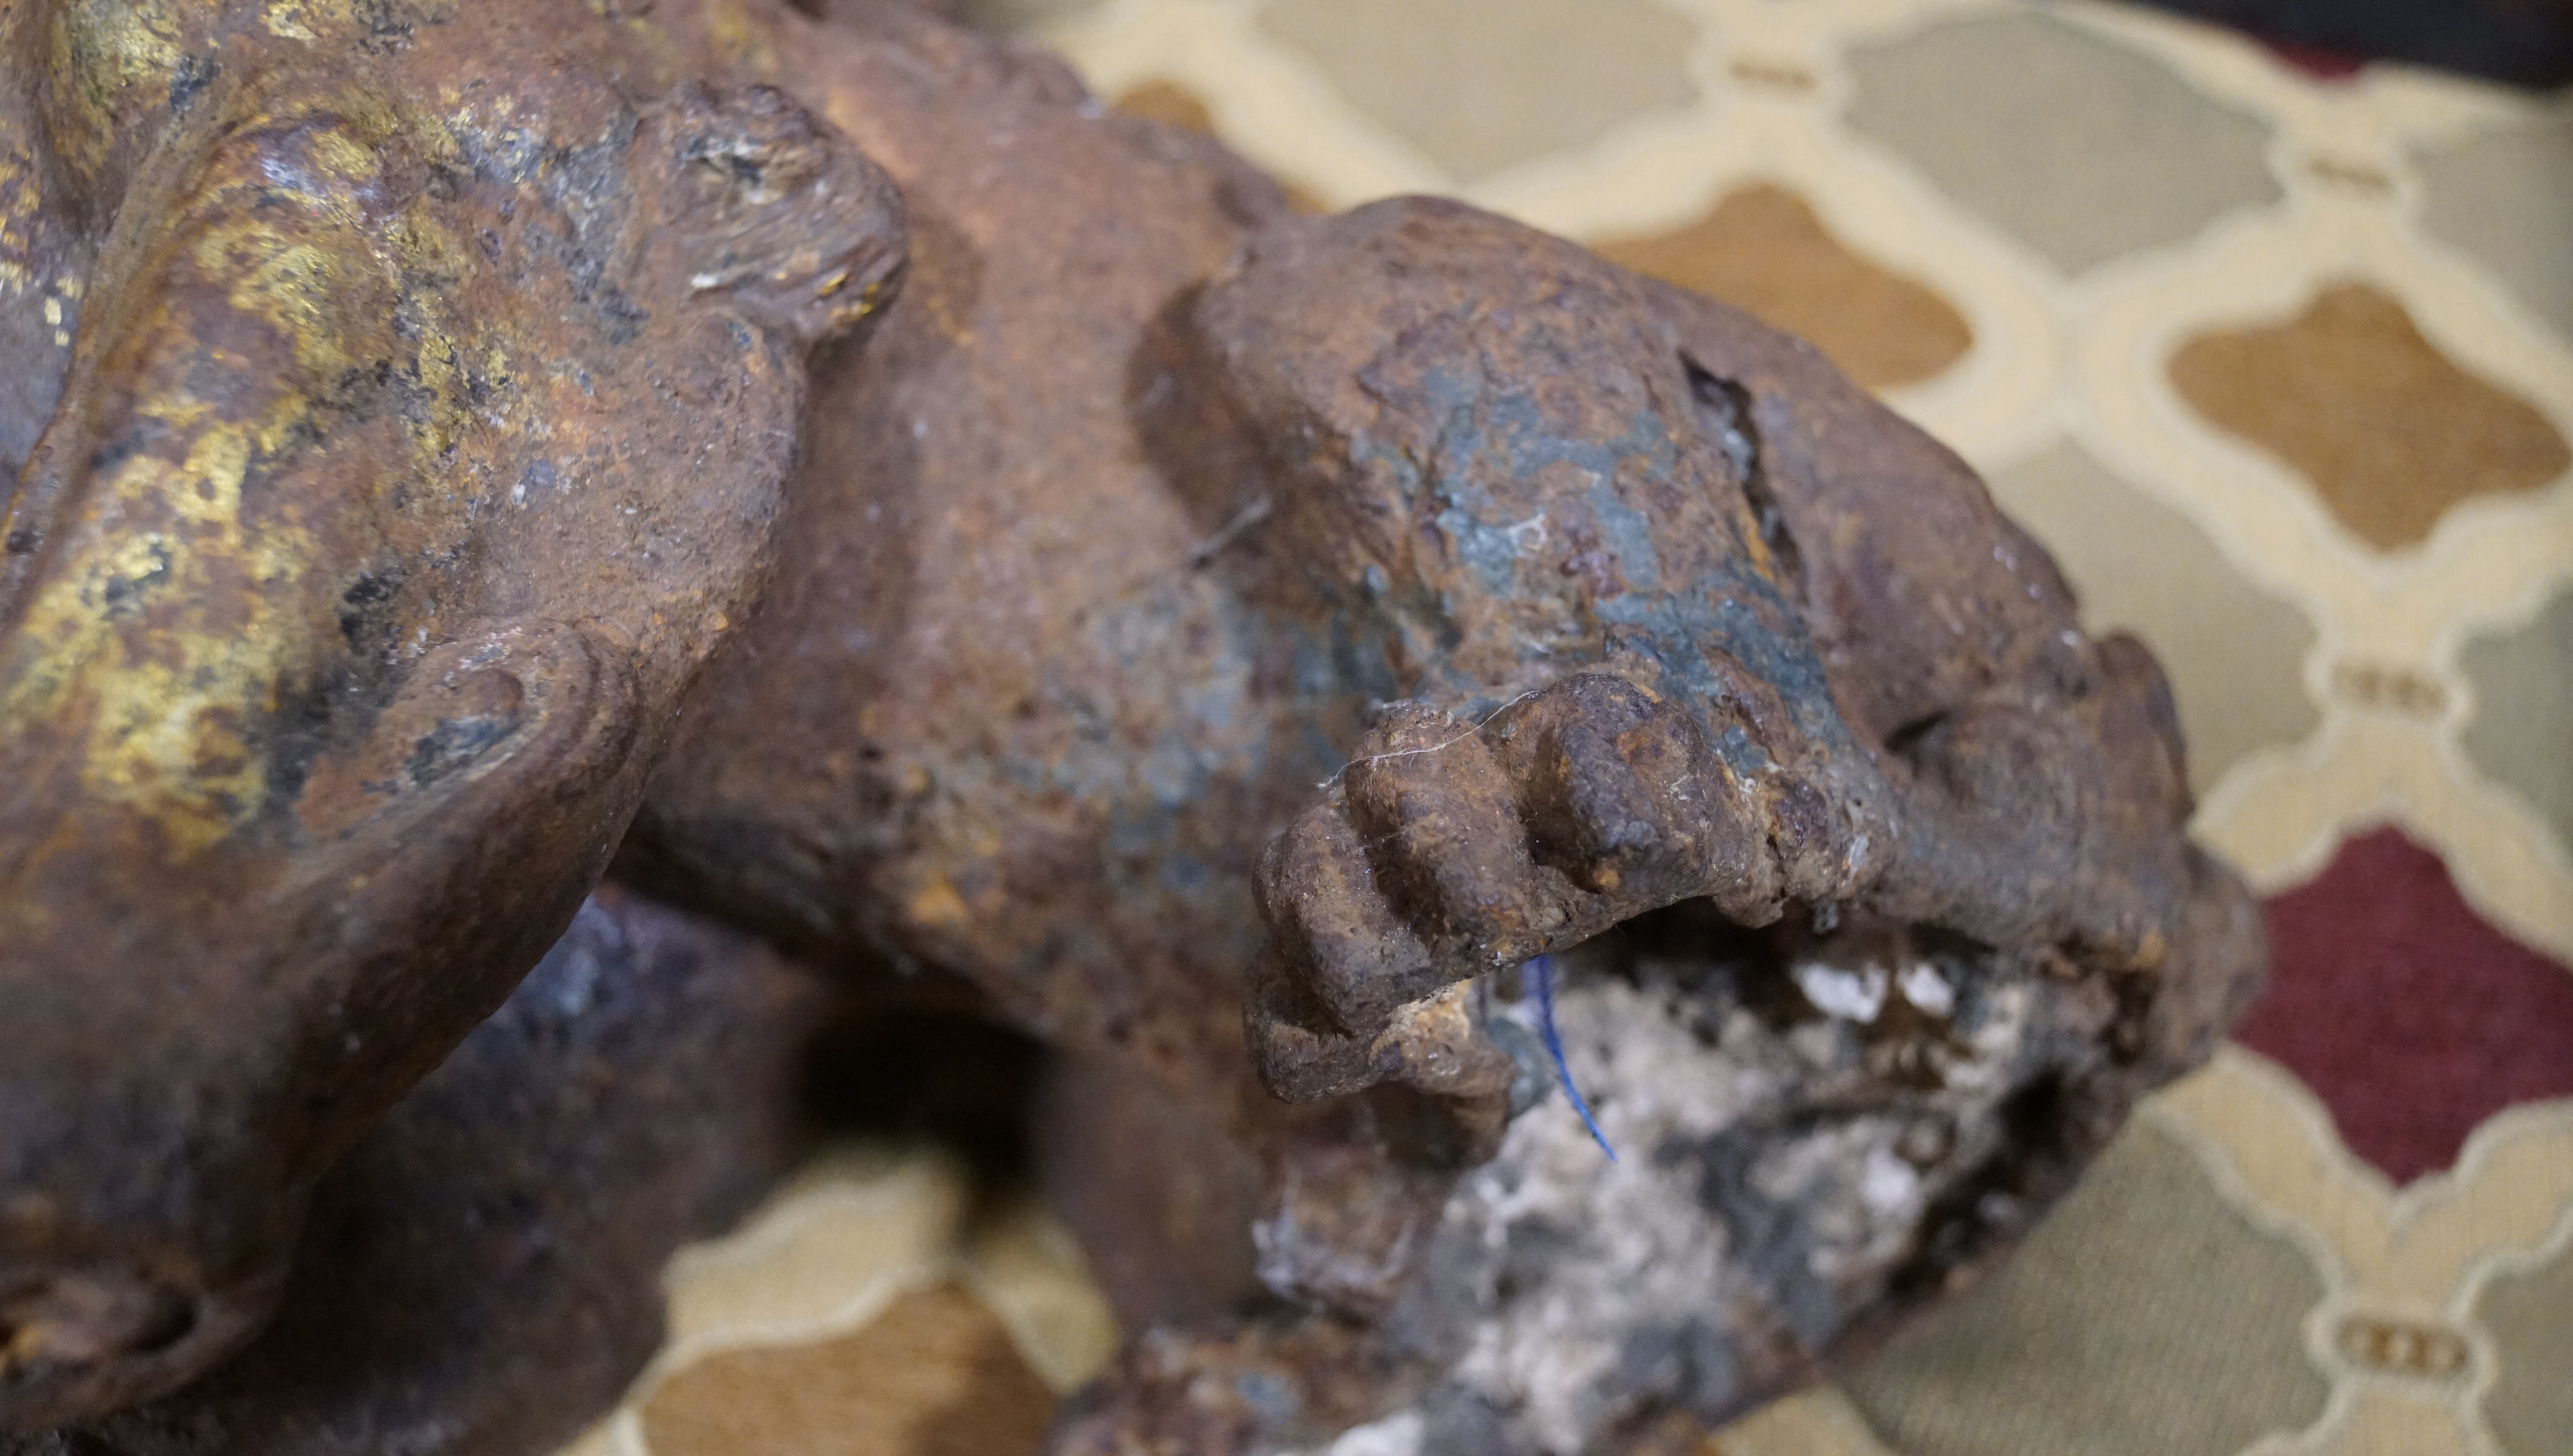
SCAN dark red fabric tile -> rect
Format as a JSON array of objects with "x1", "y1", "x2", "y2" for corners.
[{"x1": 2232, "y1": 826, "x2": 2573, "y2": 1185}]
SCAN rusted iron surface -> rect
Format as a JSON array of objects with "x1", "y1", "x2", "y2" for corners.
[
  {"x1": 4, "y1": 0, "x2": 2262, "y2": 1449},
  {"x1": 0, "y1": 0, "x2": 902, "y2": 1425},
  {"x1": 624, "y1": 0, "x2": 1306, "y2": 1116},
  {"x1": 1224, "y1": 198, "x2": 2255, "y2": 1111},
  {"x1": 7, "y1": 883, "x2": 828, "y2": 1456},
  {"x1": 620, "y1": 5, "x2": 2260, "y2": 1444}
]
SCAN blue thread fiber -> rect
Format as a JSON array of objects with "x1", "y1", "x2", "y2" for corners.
[{"x1": 1526, "y1": 956, "x2": 1617, "y2": 1161}]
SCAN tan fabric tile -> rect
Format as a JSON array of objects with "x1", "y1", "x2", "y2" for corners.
[
  {"x1": 639, "y1": 1283, "x2": 1058, "y2": 1456},
  {"x1": 1257, "y1": 0, "x2": 1699, "y2": 182},
  {"x1": 2473, "y1": 1229, "x2": 2573, "y2": 1456},
  {"x1": 1844, "y1": 13, "x2": 2281, "y2": 275},
  {"x1": 1984, "y1": 440, "x2": 2318, "y2": 793},
  {"x1": 2168, "y1": 281, "x2": 2571, "y2": 551},
  {"x1": 2416, "y1": 108, "x2": 2573, "y2": 346},
  {"x1": 1589, "y1": 183, "x2": 1972, "y2": 390},
  {"x1": 1839, "y1": 1121, "x2": 2331, "y2": 1456},
  {"x1": 1111, "y1": 78, "x2": 1220, "y2": 135},
  {"x1": 2460, "y1": 587, "x2": 2573, "y2": 854}
]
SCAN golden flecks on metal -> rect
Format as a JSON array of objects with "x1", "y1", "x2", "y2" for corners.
[{"x1": 0, "y1": 91, "x2": 496, "y2": 857}]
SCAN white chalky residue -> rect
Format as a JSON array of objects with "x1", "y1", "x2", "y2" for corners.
[
  {"x1": 1363, "y1": 954, "x2": 2083, "y2": 1452},
  {"x1": 1938, "y1": 979, "x2": 2035, "y2": 1096},
  {"x1": 1322, "y1": 1410, "x2": 1425, "y2": 1456},
  {"x1": 1445, "y1": 976, "x2": 1776, "y2": 1452},
  {"x1": 1254, "y1": 1164, "x2": 1427, "y2": 1309},
  {"x1": 1898, "y1": 961, "x2": 1955, "y2": 1016},
  {"x1": 1794, "y1": 961, "x2": 1888, "y2": 1021},
  {"x1": 1861, "y1": 1145, "x2": 1922, "y2": 1216}
]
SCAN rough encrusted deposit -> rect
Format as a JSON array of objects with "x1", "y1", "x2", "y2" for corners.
[
  {"x1": 1, "y1": 0, "x2": 2265, "y2": 1451},
  {"x1": 1276, "y1": 904, "x2": 2199, "y2": 1454}
]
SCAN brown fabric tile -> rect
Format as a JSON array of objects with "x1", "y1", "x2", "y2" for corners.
[
  {"x1": 1258, "y1": 0, "x2": 1699, "y2": 182},
  {"x1": 1840, "y1": 1121, "x2": 2331, "y2": 1456},
  {"x1": 1844, "y1": 13, "x2": 2281, "y2": 275},
  {"x1": 2169, "y1": 281, "x2": 2571, "y2": 551},
  {"x1": 639, "y1": 1284, "x2": 1058, "y2": 1456},
  {"x1": 1110, "y1": 81, "x2": 1328, "y2": 214},
  {"x1": 1111, "y1": 78, "x2": 1218, "y2": 136},
  {"x1": 2474, "y1": 1230, "x2": 2573, "y2": 1456},
  {"x1": 1589, "y1": 183, "x2": 1972, "y2": 390},
  {"x1": 2461, "y1": 587, "x2": 2573, "y2": 855},
  {"x1": 2417, "y1": 109, "x2": 2573, "y2": 346},
  {"x1": 1984, "y1": 440, "x2": 2318, "y2": 792}
]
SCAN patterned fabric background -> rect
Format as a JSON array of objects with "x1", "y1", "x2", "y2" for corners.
[{"x1": 552, "y1": 1, "x2": 2573, "y2": 1452}]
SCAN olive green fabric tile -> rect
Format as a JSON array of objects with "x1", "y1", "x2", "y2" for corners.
[
  {"x1": 2461, "y1": 589, "x2": 2573, "y2": 855},
  {"x1": 2474, "y1": 1228, "x2": 2573, "y2": 1456},
  {"x1": 1257, "y1": 0, "x2": 1699, "y2": 182},
  {"x1": 957, "y1": 0, "x2": 1106, "y2": 32},
  {"x1": 1984, "y1": 440, "x2": 2319, "y2": 792},
  {"x1": 2417, "y1": 107, "x2": 2573, "y2": 348},
  {"x1": 1845, "y1": 13, "x2": 2281, "y2": 275},
  {"x1": 1841, "y1": 1120, "x2": 2331, "y2": 1456}
]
